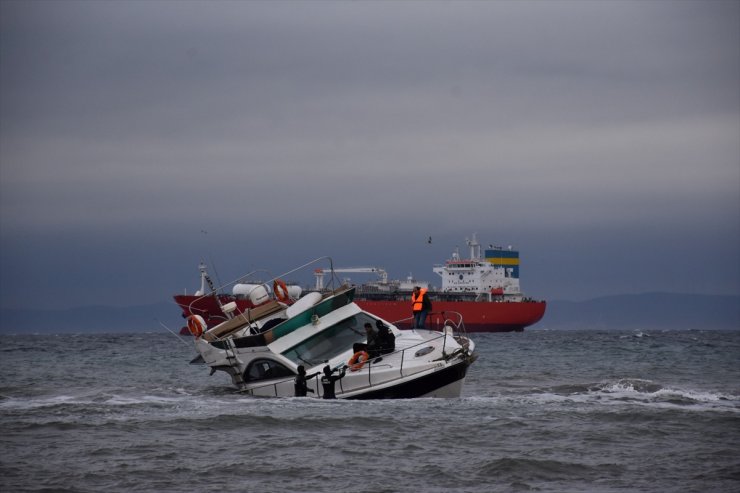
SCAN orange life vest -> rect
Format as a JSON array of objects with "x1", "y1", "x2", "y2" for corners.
[{"x1": 411, "y1": 289, "x2": 428, "y2": 312}]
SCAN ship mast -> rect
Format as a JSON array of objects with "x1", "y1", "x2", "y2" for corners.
[{"x1": 196, "y1": 262, "x2": 216, "y2": 295}]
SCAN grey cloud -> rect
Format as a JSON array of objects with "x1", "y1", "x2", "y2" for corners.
[{"x1": 1, "y1": 0, "x2": 738, "y2": 310}]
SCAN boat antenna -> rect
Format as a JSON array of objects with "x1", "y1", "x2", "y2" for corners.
[
  {"x1": 199, "y1": 229, "x2": 224, "y2": 289},
  {"x1": 208, "y1": 256, "x2": 223, "y2": 289},
  {"x1": 158, "y1": 319, "x2": 193, "y2": 348}
]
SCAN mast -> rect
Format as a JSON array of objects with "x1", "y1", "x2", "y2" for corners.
[{"x1": 196, "y1": 262, "x2": 212, "y2": 296}]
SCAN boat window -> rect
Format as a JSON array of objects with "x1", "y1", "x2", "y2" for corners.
[
  {"x1": 244, "y1": 358, "x2": 294, "y2": 382},
  {"x1": 281, "y1": 313, "x2": 374, "y2": 366}
]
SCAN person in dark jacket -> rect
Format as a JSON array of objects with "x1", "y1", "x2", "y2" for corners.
[
  {"x1": 320, "y1": 365, "x2": 346, "y2": 399},
  {"x1": 365, "y1": 322, "x2": 379, "y2": 357},
  {"x1": 375, "y1": 320, "x2": 396, "y2": 355},
  {"x1": 364, "y1": 322, "x2": 378, "y2": 346},
  {"x1": 294, "y1": 365, "x2": 319, "y2": 397}
]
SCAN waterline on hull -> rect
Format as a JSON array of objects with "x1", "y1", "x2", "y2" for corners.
[{"x1": 421, "y1": 378, "x2": 465, "y2": 398}]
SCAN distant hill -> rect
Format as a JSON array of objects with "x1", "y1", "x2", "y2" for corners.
[
  {"x1": 0, "y1": 293, "x2": 737, "y2": 334},
  {"x1": 0, "y1": 302, "x2": 180, "y2": 334},
  {"x1": 539, "y1": 293, "x2": 739, "y2": 331}
]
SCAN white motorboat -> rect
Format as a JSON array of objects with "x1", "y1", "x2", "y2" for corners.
[{"x1": 187, "y1": 258, "x2": 478, "y2": 399}]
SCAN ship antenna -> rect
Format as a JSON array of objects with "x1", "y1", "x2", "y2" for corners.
[{"x1": 199, "y1": 261, "x2": 217, "y2": 294}]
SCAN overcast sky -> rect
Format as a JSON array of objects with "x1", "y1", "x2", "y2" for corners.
[{"x1": 1, "y1": 0, "x2": 738, "y2": 311}]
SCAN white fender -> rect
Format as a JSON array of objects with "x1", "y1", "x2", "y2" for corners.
[{"x1": 285, "y1": 291, "x2": 322, "y2": 319}]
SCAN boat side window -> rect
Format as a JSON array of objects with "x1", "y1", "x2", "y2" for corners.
[
  {"x1": 244, "y1": 358, "x2": 294, "y2": 382},
  {"x1": 282, "y1": 313, "x2": 373, "y2": 366}
]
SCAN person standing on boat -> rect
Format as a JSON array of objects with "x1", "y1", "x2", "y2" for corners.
[
  {"x1": 294, "y1": 365, "x2": 319, "y2": 397},
  {"x1": 411, "y1": 286, "x2": 432, "y2": 329},
  {"x1": 320, "y1": 365, "x2": 346, "y2": 399}
]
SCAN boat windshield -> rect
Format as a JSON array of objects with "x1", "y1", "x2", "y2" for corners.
[{"x1": 281, "y1": 313, "x2": 375, "y2": 366}]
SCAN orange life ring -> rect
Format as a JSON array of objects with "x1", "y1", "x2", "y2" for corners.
[
  {"x1": 187, "y1": 314, "x2": 206, "y2": 337},
  {"x1": 348, "y1": 350, "x2": 369, "y2": 371},
  {"x1": 273, "y1": 279, "x2": 289, "y2": 302}
]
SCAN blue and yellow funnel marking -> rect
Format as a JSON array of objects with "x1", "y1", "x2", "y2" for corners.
[{"x1": 485, "y1": 249, "x2": 520, "y2": 278}]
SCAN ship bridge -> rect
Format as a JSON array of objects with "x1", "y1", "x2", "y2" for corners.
[{"x1": 433, "y1": 234, "x2": 522, "y2": 298}]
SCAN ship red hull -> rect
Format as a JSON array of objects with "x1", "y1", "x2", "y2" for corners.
[
  {"x1": 355, "y1": 299, "x2": 546, "y2": 332},
  {"x1": 174, "y1": 294, "x2": 248, "y2": 329},
  {"x1": 174, "y1": 294, "x2": 546, "y2": 333}
]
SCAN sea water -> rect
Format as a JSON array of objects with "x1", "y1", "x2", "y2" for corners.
[{"x1": 1, "y1": 330, "x2": 738, "y2": 493}]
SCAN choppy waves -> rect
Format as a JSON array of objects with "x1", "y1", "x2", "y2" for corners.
[
  {"x1": 1, "y1": 330, "x2": 739, "y2": 493},
  {"x1": 5, "y1": 377, "x2": 733, "y2": 426},
  {"x1": 525, "y1": 378, "x2": 740, "y2": 411}
]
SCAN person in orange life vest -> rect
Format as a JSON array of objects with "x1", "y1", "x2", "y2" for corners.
[{"x1": 411, "y1": 286, "x2": 432, "y2": 329}]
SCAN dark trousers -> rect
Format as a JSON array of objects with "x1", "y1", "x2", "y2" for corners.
[{"x1": 413, "y1": 310, "x2": 428, "y2": 329}]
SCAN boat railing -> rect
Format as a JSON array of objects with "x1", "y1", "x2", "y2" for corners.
[
  {"x1": 184, "y1": 268, "x2": 267, "y2": 316},
  {"x1": 392, "y1": 310, "x2": 466, "y2": 331},
  {"x1": 238, "y1": 329, "x2": 467, "y2": 398},
  {"x1": 184, "y1": 256, "x2": 345, "y2": 317},
  {"x1": 391, "y1": 310, "x2": 468, "y2": 354}
]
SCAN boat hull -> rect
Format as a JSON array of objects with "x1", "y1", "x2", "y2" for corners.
[{"x1": 345, "y1": 359, "x2": 471, "y2": 399}]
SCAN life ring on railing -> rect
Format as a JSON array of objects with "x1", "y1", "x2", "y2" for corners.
[
  {"x1": 348, "y1": 350, "x2": 369, "y2": 371},
  {"x1": 273, "y1": 279, "x2": 290, "y2": 302},
  {"x1": 186, "y1": 314, "x2": 206, "y2": 337}
]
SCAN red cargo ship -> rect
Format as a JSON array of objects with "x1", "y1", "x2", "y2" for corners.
[{"x1": 174, "y1": 234, "x2": 546, "y2": 333}]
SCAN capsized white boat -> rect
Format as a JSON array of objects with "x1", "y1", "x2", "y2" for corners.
[{"x1": 187, "y1": 258, "x2": 478, "y2": 399}]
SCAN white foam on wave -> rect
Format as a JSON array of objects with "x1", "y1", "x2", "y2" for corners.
[
  {"x1": 0, "y1": 391, "x2": 197, "y2": 412},
  {"x1": 461, "y1": 379, "x2": 740, "y2": 413},
  {"x1": 103, "y1": 394, "x2": 191, "y2": 406},
  {"x1": 598, "y1": 378, "x2": 661, "y2": 394},
  {"x1": 0, "y1": 394, "x2": 80, "y2": 411},
  {"x1": 597, "y1": 378, "x2": 731, "y2": 400},
  {"x1": 587, "y1": 378, "x2": 740, "y2": 412},
  {"x1": 657, "y1": 387, "x2": 729, "y2": 402}
]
